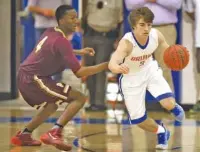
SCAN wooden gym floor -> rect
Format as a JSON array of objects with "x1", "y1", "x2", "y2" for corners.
[{"x1": 0, "y1": 99, "x2": 200, "y2": 152}]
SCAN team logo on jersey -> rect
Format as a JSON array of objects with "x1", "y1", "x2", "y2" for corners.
[{"x1": 130, "y1": 54, "x2": 152, "y2": 61}]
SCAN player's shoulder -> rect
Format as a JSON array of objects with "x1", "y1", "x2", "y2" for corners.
[
  {"x1": 44, "y1": 27, "x2": 68, "y2": 39},
  {"x1": 149, "y1": 28, "x2": 158, "y2": 36},
  {"x1": 42, "y1": 27, "x2": 64, "y2": 41},
  {"x1": 43, "y1": 27, "x2": 56, "y2": 35},
  {"x1": 122, "y1": 32, "x2": 134, "y2": 44},
  {"x1": 123, "y1": 32, "x2": 132, "y2": 38},
  {"x1": 53, "y1": 35, "x2": 72, "y2": 50},
  {"x1": 54, "y1": 37, "x2": 71, "y2": 48},
  {"x1": 150, "y1": 28, "x2": 163, "y2": 37},
  {"x1": 49, "y1": 28, "x2": 70, "y2": 44},
  {"x1": 118, "y1": 35, "x2": 133, "y2": 54},
  {"x1": 149, "y1": 28, "x2": 159, "y2": 42}
]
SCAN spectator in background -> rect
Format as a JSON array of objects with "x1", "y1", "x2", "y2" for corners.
[
  {"x1": 26, "y1": 0, "x2": 79, "y2": 82},
  {"x1": 183, "y1": 0, "x2": 200, "y2": 112},
  {"x1": 82, "y1": 0, "x2": 123, "y2": 111},
  {"x1": 124, "y1": 0, "x2": 182, "y2": 91},
  {"x1": 71, "y1": 22, "x2": 83, "y2": 61},
  {"x1": 25, "y1": 0, "x2": 71, "y2": 42}
]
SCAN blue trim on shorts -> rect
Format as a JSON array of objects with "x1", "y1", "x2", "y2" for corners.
[
  {"x1": 130, "y1": 111, "x2": 147, "y2": 124},
  {"x1": 118, "y1": 75, "x2": 124, "y2": 99},
  {"x1": 156, "y1": 93, "x2": 175, "y2": 102}
]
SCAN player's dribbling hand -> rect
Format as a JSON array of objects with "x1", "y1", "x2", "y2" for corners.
[
  {"x1": 81, "y1": 47, "x2": 95, "y2": 56},
  {"x1": 118, "y1": 63, "x2": 129, "y2": 74}
]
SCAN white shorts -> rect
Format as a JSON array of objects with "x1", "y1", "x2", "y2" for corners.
[{"x1": 119, "y1": 61, "x2": 174, "y2": 124}]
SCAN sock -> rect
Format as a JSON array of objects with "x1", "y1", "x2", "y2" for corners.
[
  {"x1": 52, "y1": 123, "x2": 64, "y2": 129},
  {"x1": 156, "y1": 125, "x2": 165, "y2": 134},
  {"x1": 22, "y1": 128, "x2": 32, "y2": 134}
]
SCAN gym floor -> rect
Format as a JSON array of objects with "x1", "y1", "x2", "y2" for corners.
[{"x1": 0, "y1": 99, "x2": 200, "y2": 152}]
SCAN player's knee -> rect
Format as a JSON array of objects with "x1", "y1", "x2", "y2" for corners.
[
  {"x1": 69, "y1": 89, "x2": 87, "y2": 105},
  {"x1": 160, "y1": 97, "x2": 176, "y2": 110},
  {"x1": 137, "y1": 120, "x2": 148, "y2": 130},
  {"x1": 46, "y1": 102, "x2": 58, "y2": 110},
  {"x1": 75, "y1": 92, "x2": 87, "y2": 104},
  {"x1": 137, "y1": 122, "x2": 145, "y2": 128}
]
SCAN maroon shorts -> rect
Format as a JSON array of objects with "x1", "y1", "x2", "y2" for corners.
[{"x1": 17, "y1": 71, "x2": 72, "y2": 109}]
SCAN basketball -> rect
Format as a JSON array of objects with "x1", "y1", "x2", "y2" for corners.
[{"x1": 163, "y1": 45, "x2": 189, "y2": 71}]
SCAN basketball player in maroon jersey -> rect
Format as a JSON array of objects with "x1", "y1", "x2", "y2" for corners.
[{"x1": 11, "y1": 5, "x2": 108, "y2": 151}]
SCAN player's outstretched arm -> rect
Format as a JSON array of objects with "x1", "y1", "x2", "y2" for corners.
[
  {"x1": 56, "y1": 37, "x2": 107, "y2": 78},
  {"x1": 156, "y1": 29, "x2": 170, "y2": 53},
  {"x1": 74, "y1": 62, "x2": 108, "y2": 78},
  {"x1": 108, "y1": 39, "x2": 131, "y2": 74}
]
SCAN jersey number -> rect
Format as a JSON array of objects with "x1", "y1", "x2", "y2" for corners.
[
  {"x1": 139, "y1": 61, "x2": 145, "y2": 66},
  {"x1": 35, "y1": 36, "x2": 48, "y2": 53}
]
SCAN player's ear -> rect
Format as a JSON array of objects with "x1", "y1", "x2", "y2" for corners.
[{"x1": 59, "y1": 18, "x2": 65, "y2": 25}]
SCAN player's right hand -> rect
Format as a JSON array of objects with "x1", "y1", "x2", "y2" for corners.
[{"x1": 117, "y1": 63, "x2": 129, "y2": 74}]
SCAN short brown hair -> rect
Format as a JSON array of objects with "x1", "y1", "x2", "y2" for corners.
[{"x1": 128, "y1": 7, "x2": 154, "y2": 28}]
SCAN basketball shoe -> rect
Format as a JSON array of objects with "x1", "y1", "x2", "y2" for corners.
[
  {"x1": 11, "y1": 131, "x2": 41, "y2": 146},
  {"x1": 156, "y1": 125, "x2": 170, "y2": 150},
  {"x1": 40, "y1": 128, "x2": 72, "y2": 151}
]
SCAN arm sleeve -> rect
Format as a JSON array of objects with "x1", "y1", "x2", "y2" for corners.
[
  {"x1": 156, "y1": 0, "x2": 182, "y2": 10},
  {"x1": 124, "y1": 0, "x2": 146, "y2": 11},
  {"x1": 55, "y1": 37, "x2": 81, "y2": 73}
]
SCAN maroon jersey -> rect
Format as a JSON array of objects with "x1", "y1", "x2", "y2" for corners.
[{"x1": 19, "y1": 27, "x2": 81, "y2": 77}]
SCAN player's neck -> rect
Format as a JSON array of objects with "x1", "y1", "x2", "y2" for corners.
[
  {"x1": 132, "y1": 31, "x2": 148, "y2": 46},
  {"x1": 57, "y1": 26, "x2": 73, "y2": 39}
]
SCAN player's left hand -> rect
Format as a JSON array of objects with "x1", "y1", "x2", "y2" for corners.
[{"x1": 81, "y1": 47, "x2": 95, "y2": 56}]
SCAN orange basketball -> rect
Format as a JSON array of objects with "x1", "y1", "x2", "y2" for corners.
[{"x1": 163, "y1": 45, "x2": 189, "y2": 71}]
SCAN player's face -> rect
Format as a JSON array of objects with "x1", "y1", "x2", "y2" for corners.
[
  {"x1": 133, "y1": 18, "x2": 152, "y2": 38},
  {"x1": 62, "y1": 9, "x2": 78, "y2": 33}
]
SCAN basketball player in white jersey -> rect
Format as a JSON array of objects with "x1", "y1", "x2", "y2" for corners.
[{"x1": 109, "y1": 7, "x2": 185, "y2": 149}]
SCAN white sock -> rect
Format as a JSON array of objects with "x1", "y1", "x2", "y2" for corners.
[
  {"x1": 156, "y1": 125, "x2": 165, "y2": 134},
  {"x1": 51, "y1": 123, "x2": 63, "y2": 130},
  {"x1": 52, "y1": 125, "x2": 61, "y2": 130}
]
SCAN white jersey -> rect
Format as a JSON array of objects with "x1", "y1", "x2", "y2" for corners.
[
  {"x1": 122, "y1": 28, "x2": 159, "y2": 73},
  {"x1": 119, "y1": 29, "x2": 173, "y2": 123}
]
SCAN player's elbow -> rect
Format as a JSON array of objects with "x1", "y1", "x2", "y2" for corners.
[
  {"x1": 108, "y1": 62, "x2": 113, "y2": 71},
  {"x1": 74, "y1": 70, "x2": 82, "y2": 78},
  {"x1": 74, "y1": 72, "x2": 82, "y2": 78},
  {"x1": 74, "y1": 67, "x2": 87, "y2": 78}
]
